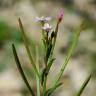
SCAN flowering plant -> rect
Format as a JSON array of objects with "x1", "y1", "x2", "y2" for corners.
[{"x1": 12, "y1": 10, "x2": 91, "y2": 96}]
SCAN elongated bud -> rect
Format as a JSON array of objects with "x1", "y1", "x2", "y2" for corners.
[{"x1": 57, "y1": 10, "x2": 64, "y2": 23}]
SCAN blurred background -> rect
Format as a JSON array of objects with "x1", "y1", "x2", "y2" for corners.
[{"x1": 0, "y1": 0, "x2": 96, "y2": 96}]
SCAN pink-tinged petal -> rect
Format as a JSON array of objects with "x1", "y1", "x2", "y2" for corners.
[
  {"x1": 42, "y1": 23, "x2": 52, "y2": 32},
  {"x1": 45, "y1": 17, "x2": 51, "y2": 21},
  {"x1": 35, "y1": 16, "x2": 51, "y2": 23}
]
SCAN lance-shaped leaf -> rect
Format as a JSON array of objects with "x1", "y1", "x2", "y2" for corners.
[
  {"x1": 44, "y1": 82, "x2": 63, "y2": 96},
  {"x1": 52, "y1": 22, "x2": 84, "y2": 87},
  {"x1": 46, "y1": 58, "x2": 55, "y2": 75},
  {"x1": 45, "y1": 42, "x2": 52, "y2": 63},
  {"x1": 18, "y1": 18, "x2": 39, "y2": 78},
  {"x1": 51, "y1": 31, "x2": 55, "y2": 39},
  {"x1": 76, "y1": 74, "x2": 91, "y2": 96},
  {"x1": 41, "y1": 58, "x2": 55, "y2": 86},
  {"x1": 12, "y1": 44, "x2": 35, "y2": 96},
  {"x1": 41, "y1": 68, "x2": 46, "y2": 86}
]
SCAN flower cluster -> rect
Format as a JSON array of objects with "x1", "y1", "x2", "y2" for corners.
[
  {"x1": 36, "y1": 10, "x2": 64, "y2": 33},
  {"x1": 36, "y1": 16, "x2": 52, "y2": 32}
]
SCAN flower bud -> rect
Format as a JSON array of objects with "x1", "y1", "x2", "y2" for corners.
[{"x1": 57, "y1": 10, "x2": 64, "y2": 23}]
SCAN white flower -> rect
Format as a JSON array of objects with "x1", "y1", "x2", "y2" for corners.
[
  {"x1": 36, "y1": 16, "x2": 51, "y2": 22},
  {"x1": 42, "y1": 23, "x2": 52, "y2": 32}
]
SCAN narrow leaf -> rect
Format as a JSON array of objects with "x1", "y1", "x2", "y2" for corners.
[
  {"x1": 45, "y1": 43, "x2": 52, "y2": 63},
  {"x1": 44, "y1": 82, "x2": 63, "y2": 96},
  {"x1": 18, "y1": 18, "x2": 39, "y2": 78},
  {"x1": 51, "y1": 31, "x2": 55, "y2": 39},
  {"x1": 76, "y1": 74, "x2": 91, "y2": 96},
  {"x1": 41, "y1": 68, "x2": 46, "y2": 86},
  {"x1": 52, "y1": 22, "x2": 84, "y2": 87},
  {"x1": 46, "y1": 58, "x2": 55, "y2": 74},
  {"x1": 12, "y1": 44, "x2": 35, "y2": 96}
]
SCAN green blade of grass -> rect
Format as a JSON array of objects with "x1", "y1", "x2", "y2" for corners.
[
  {"x1": 12, "y1": 44, "x2": 35, "y2": 96},
  {"x1": 76, "y1": 74, "x2": 91, "y2": 96},
  {"x1": 18, "y1": 18, "x2": 40, "y2": 78}
]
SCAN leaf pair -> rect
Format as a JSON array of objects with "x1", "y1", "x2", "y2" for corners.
[{"x1": 12, "y1": 18, "x2": 41, "y2": 96}]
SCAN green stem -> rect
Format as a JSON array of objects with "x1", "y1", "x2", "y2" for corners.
[
  {"x1": 35, "y1": 46, "x2": 40, "y2": 96},
  {"x1": 12, "y1": 44, "x2": 35, "y2": 96},
  {"x1": 43, "y1": 77, "x2": 47, "y2": 96}
]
